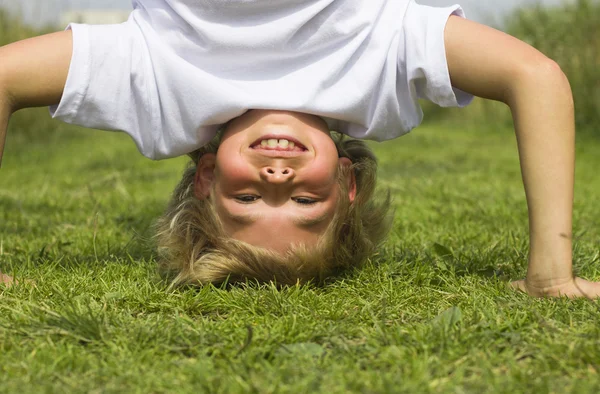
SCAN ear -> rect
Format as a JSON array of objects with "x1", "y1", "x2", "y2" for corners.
[
  {"x1": 339, "y1": 157, "x2": 356, "y2": 203},
  {"x1": 194, "y1": 153, "x2": 216, "y2": 200}
]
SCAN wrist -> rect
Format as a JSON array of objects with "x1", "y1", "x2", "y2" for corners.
[
  {"x1": 526, "y1": 230, "x2": 573, "y2": 285},
  {"x1": 523, "y1": 275, "x2": 574, "y2": 292}
]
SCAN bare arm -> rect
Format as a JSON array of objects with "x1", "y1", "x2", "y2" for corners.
[
  {"x1": 0, "y1": 30, "x2": 73, "y2": 167},
  {"x1": 445, "y1": 16, "x2": 600, "y2": 298}
]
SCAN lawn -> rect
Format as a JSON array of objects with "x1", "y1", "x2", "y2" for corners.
[{"x1": 1, "y1": 108, "x2": 600, "y2": 393}]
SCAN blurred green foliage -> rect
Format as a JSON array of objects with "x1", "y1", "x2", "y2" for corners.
[{"x1": 0, "y1": 9, "x2": 38, "y2": 46}]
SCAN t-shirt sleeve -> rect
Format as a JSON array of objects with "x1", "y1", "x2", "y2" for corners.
[
  {"x1": 50, "y1": 21, "x2": 159, "y2": 158},
  {"x1": 401, "y1": 2, "x2": 474, "y2": 108}
]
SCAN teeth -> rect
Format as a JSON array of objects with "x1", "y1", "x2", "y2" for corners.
[{"x1": 256, "y1": 138, "x2": 300, "y2": 150}]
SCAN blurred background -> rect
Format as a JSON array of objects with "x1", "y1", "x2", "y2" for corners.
[{"x1": 0, "y1": 0, "x2": 598, "y2": 133}]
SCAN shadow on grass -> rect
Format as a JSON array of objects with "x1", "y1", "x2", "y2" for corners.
[{"x1": 1, "y1": 201, "x2": 165, "y2": 268}]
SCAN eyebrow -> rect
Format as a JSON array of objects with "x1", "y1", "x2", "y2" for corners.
[
  {"x1": 228, "y1": 212, "x2": 259, "y2": 225},
  {"x1": 293, "y1": 211, "x2": 331, "y2": 227},
  {"x1": 227, "y1": 211, "x2": 330, "y2": 228}
]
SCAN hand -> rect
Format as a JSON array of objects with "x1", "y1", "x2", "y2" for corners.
[{"x1": 511, "y1": 277, "x2": 600, "y2": 299}]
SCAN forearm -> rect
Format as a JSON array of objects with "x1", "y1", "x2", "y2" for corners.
[
  {"x1": 507, "y1": 65, "x2": 575, "y2": 288},
  {"x1": 508, "y1": 62, "x2": 575, "y2": 290}
]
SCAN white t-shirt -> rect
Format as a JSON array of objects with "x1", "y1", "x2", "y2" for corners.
[{"x1": 51, "y1": 0, "x2": 473, "y2": 160}]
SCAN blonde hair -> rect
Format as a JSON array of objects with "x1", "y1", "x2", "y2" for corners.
[{"x1": 155, "y1": 133, "x2": 392, "y2": 287}]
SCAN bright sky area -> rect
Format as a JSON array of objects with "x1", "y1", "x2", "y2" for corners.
[{"x1": 0, "y1": 0, "x2": 568, "y2": 27}]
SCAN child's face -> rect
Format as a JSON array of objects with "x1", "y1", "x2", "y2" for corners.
[{"x1": 194, "y1": 110, "x2": 355, "y2": 254}]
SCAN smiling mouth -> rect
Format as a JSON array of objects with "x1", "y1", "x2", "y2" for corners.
[{"x1": 250, "y1": 136, "x2": 308, "y2": 152}]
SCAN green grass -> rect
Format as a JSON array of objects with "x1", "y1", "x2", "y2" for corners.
[{"x1": 1, "y1": 108, "x2": 600, "y2": 393}]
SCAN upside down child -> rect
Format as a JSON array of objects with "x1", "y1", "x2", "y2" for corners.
[{"x1": 1, "y1": 0, "x2": 599, "y2": 298}]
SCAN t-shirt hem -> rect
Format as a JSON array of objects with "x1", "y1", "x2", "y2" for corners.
[
  {"x1": 426, "y1": 5, "x2": 474, "y2": 108},
  {"x1": 49, "y1": 24, "x2": 91, "y2": 123}
]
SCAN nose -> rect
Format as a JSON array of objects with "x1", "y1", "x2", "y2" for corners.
[{"x1": 260, "y1": 166, "x2": 295, "y2": 184}]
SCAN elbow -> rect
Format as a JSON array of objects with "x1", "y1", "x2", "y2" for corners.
[
  {"x1": 524, "y1": 57, "x2": 571, "y2": 94},
  {"x1": 507, "y1": 56, "x2": 574, "y2": 109}
]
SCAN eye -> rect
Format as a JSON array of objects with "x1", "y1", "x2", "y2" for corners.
[
  {"x1": 293, "y1": 197, "x2": 317, "y2": 205},
  {"x1": 235, "y1": 195, "x2": 261, "y2": 203}
]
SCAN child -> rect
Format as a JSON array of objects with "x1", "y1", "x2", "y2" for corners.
[
  {"x1": 1, "y1": 0, "x2": 599, "y2": 297},
  {"x1": 154, "y1": 112, "x2": 392, "y2": 286}
]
